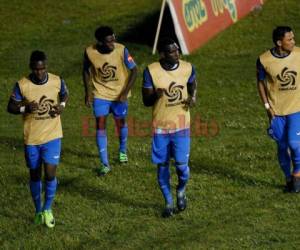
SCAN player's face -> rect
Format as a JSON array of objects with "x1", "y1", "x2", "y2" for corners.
[
  {"x1": 100, "y1": 34, "x2": 116, "y2": 52},
  {"x1": 280, "y1": 31, "x2": 295, "y2": 52},
  {"x1": 164, "y1": 43, "x2": 180, "y2": 65},
  {"x1": 31, "y1": 61, "x2": 47, "y2": 81}
]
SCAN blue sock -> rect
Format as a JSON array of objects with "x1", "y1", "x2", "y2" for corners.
[
  {"x1": 176, "y1": 164, "x2": 190, "y2": 193},
  {"x1": 157, "y1": 164, "x2": 173, "y2": 206},
  {"x1": 43, "y1": 178, "x2": 57, "y2": 211},
  {"x1": 119, "y1": 126, "x2": 128, "y2": 153},
  {"x1": 30, "y1": 180, "x2": 42, "y2": 213},
  {"x1": 277, "y1": 146, "x2": 291, "y2": 179},
  {"x1": 96, "y1": 129, "x2": 109, "y2": 166}
]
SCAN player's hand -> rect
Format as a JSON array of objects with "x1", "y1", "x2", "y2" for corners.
[
  {"x1": 155, "y1": 88, "x2": 165, "y2": 99},
  {"x1": 49, "y1": 104, "x2": 64, "y2": 118},
  {"x1": 267, "y1": 108, "x2": 275, "y2": 123},
  {"x1": 85, "y1": 94, "x2": 91, "y2": 107},
  {"x1": 118, "y1": 93, "x2": 128, "y2": 102},
  {"x1": 25, "y1": 101, "x2": 39, "y2": 113},
  {"x1": 182, "y1": 96, "x2": 196, "y2": 110}
]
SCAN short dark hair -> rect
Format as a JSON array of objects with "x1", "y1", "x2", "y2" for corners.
[
  {"x1": 30, "y1": 50, "x2": 47, "y2": 68},
  {"x1": 272, "y1": 26, "x2": 292, "y2": 46},
  {"x1": 95, "y1": 26, "x2": 114, "y2": 41},
  {"x1": 157, "y1": 37, "x2": 177, "y2": 53}
]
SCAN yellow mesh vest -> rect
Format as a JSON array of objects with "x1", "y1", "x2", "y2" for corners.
[
  {"x1": 86, "y1": 43, "x2": 130, "y2": 101},
  {"x1": 260, "y1": 47, "x2": 300, "y2": 115},
  {"x1": 18, "y1": 73, "x2": 62, "y2": 145},
  {"x1": 148, "y1": 60, "x2": 192, "y2": 131}
]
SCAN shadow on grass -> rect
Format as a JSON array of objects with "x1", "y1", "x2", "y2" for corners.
[
  {"x1": 119, "y1": 6, "x2": 179, "y2": 50},
  {"x1": 58, "y1": 175, "x2": 160, "y2": 212},
  {"x1": 190, "y1": 159, "x2": 278, "y2": 189}
]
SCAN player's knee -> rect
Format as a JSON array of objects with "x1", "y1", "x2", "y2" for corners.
[
  {"x1": 157, "y1": 163, "x2": 170, "y2": 184},
  {"x1": 96, "y1": 116, "x2": 106, "y2": 130},
  {"x1": 289, "y1": 141, "x2": 300, "y2": 160},
  {"x1": 44, "y1": 165, "x2": 57, "y2": 181},
  {"x1": 175, "y1": 163, "x2": 190, "y2": 180},
  {"x1": 30, "y1": 168, "x2": 42, "y2": 181}
]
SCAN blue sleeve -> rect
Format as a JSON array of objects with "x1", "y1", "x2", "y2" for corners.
[
  {"x1": 143, "y1": 68, "x2": 154, "y2": 88},
  {"x1": 124, "y1": 48, "x2": 137, "y2": 70},
  {"x1": 256, "y1": 58, "x2": 266, "y2": 81},
  {"x1": 10, "y1": 82, "x2": 23, "y2": 101},
  {"x1": 187, "y1": 65, "x2": 196, "y2": 84},
  {"x1": 59, "y1": 78, "x2": 68, "y2": 99}
]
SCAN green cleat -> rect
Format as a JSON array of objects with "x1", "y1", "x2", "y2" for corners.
[
  {"x1": 119, "y1": 152, "x2": 128, "y2": 163},
  {"x1": 96, "y1": 164, "x2": 111, "y2": 176},
  {"x1": 43, "y1": 210, "x2": 55, "y2": 228},
  {"x1": 34, "y1": 212, "x2": 44, "y2": 225}
]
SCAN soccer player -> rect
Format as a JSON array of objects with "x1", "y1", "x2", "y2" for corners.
[
  {"x1": 142, "y1": 38, "x2": 197, "y2": 217},
  {"x1": 7, "y1": 50, "x2": 68, "y2": 227},
  {"x1": 257, "y1": 26, "x2": 300, "y2": 192},
  {"x1": 83, "y1": 26, "x2": 137, "y2": 175}
]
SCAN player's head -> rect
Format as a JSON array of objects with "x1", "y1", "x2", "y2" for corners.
[
  {"x1": 272, "y1": 26, "x2": 295, "y2": 52},
  {"x1": 158, "y1": 37, "x2": 180, "y2": 65},
  {"x1": 29, "y1": 50, "x2": 47, "y2": 81},
  {"x1": 95, "y1": 26, "x2": 116, "y2": 52}
]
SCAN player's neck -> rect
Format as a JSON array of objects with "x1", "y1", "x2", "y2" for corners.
[
  {"x1": 96, "y1": 44, "x2": 112, "y2": 54},
  {"x1": 274, "y1": 47, "x2": 290, "y2": 57},
  {"x1": 159, "y1": 59, "x2": 179, "y2": 71},
  {"x1": 30, "y1": 73, "x2": 48, "y2": 85}
]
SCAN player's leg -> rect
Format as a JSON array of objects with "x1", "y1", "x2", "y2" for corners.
[
  {"x1": 112, "y1": 101, "x2": 128, "y2": 163},
  {"x1": 41, "y1": 138, "x2": 61, "y2": 228},
  {"x1": 287, "y1": 112, "x2": 300, "y2": 192},
  {"x1": 152, "y1": 133, "x2": 173, "y2": 217},
  {"x1": 172, "y1": 129, "x2": 190, "y2": 211},
  {"x1": 93, "y1": 98, "x2": 110, "y2": 175},
  {"x1": 268, "y1": 116, "x2": 291, "y2": 190},
  {"x1": 25, "y1": 144, "x2": 43, "y2": 224}
]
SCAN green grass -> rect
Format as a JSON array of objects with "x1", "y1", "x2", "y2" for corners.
[{"x1": 1, "y1": 0, "x2": 300, "y2": 249}]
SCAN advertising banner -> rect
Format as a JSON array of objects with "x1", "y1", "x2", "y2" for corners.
[{"x1": 165, "y1": 0, "x2": 264, "y2": 54}]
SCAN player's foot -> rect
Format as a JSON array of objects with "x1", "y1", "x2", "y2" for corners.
[
  {"x1": 43, "y1": 210, "x2": 55, "y2": 228},
  {"x1": 176, "y1": 190, "x2": 187, "y2": 211},
  {"x1": 119, "y1": 152, "x2": 128, "y2": 163},
  {"x1": 292, "y1": 176, "x2": 300, "y2": 193},
  {"x1": 34, "y1": 212, "x2": 44, "y2": 225},
  {"x1": 96, "y1": 164, "x2": 111, "y2": 176},
  {"x1": 284, "y1": 179, "x2": 293, "y2": 192},
  {"x1": 162, "y1": 204, "x2": 174, "y2": 218}
]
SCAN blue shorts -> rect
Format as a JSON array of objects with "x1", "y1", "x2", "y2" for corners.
[
  {"x1": 152, "y1": 129, "x2": 190, "y2": 164},
  {"x1": 93, "y1": 98, "x2": 128, "y2": 118},
  {"x1": 25, "y1": 138, "x2": 61, "y2": 169},
  {"x1": 267, "y1": 112, "x2": 300, "y2": 142}
]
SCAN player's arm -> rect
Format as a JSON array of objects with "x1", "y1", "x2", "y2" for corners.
[
  {"x1": 118, "y1": 48, "x2": 138, "y2": 102},
  {"x1": 142, "y1": 68, "x2": 164, "y2": 107},
  {"x1": 7, "y1": 82, "x2": 38, "y2": 115},
  {"x1": 83, "y1": 51, "x2": 92, "y2": 107},
  {"x1": 183, "y1": 65, "x2": 197, "y2": 109},
  {"x1": 49, "y1": 78, "x2": 69, "y2": 117},
  {"x1": 256, "y1": 58, "x2": 274, "y2": 120}
]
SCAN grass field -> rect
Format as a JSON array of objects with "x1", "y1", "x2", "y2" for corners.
[{"x1": 1, "y1": 0, "x2": 300, "y2": 249}]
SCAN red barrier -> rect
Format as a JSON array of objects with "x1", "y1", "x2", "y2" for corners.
[{"x1": 166, "y1": 0, "x2": 264, "y2": 54}]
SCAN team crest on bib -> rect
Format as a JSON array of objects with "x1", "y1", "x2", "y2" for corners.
[
  {"x1": 165, "y1": 82, "x2": 184, "y2": 107},
  {"x1": 277, "y1": 67, "x2": 297, "y2": 90},
  {"x1": 35, "y1": 95, "x2": 55, "y2": 119},
  {"x1": 98, "y1": 62, "x2": 118, "y2": 82}
]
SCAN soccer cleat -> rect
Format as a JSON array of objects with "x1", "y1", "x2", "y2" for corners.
[
  {"x1": 162, "y1": 204, "x2": 174, "y2": 218},
  {"x1": 284, "y1": 179, "x2": 293, "y2": 193},
  {"x1": 96, "y1": 164, "x2": 111, "y2": 176},
  {"x1": 43, "y1": 210, "x2": 55, "y2": 228},
  {"x1": 176, "y1": 191, "x2": 187, "y2": 211},
  {"x1": 119, "y1": 152, "x2": 128, "y2": 163},
  {"x1": 34, "y1": 212, "x2": 44, "y2": 225},
  {"x1": 292, "y1": 176, "x2": 300, "y2": 193}
]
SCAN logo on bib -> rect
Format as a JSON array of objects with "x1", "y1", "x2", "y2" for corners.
[
  {"x1": 98, "y1": 62, "x2": 118, "y2": 82},
  {"x1": 38, "y1": 95, "x2": 55, "y2": 116},
  {"x1": 277, "y1": 67, "x2": 297, "y2": 90},
  {"x1": 165, "y1": 82, "x2": 184, "y2": 106}
]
